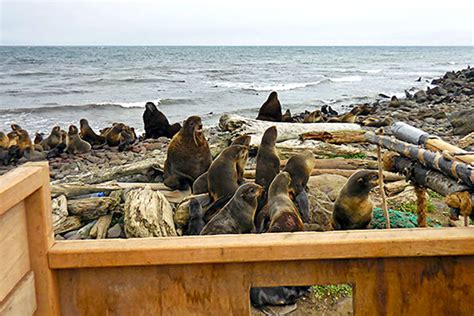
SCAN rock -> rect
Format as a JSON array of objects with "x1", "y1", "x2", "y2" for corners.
[
  {"x1": 414, "y1": 90, "x2": 428, "y2": 103},
  {"x1": 76, "y1": 220, "x2": 97, "y2": 239},
  {"x1": 307, "y1": 174, "x2": 347, "y2": 202},
  {"x1": 449, "y1": 109, "x2": 474, "y2": 136},
  {"x1": 427, "y1": 86, "x2": 447, "y2": 96},
  {"x1": 307, "y1": 190, "x2": 333, "y2": 231},
  {"x1": 107, "y1": 223, "x2": 123, "y2": 238},
  {"x1": 64, "y1": 229, "x2": 81, "y2": 240},
  {"x1": 124, "y1": 186, "x2": 177, "y2": 238},
  {"x1": 174, "y1": 193, "x2": 212, "y2": 229},
  {"x1": 55, "y1": 234, "x2": 65, "y2": 240}
]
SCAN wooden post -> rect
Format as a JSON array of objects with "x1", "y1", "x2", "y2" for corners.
[
  {"x1": 376, "y1": 131, "x2": 390, "y2": 229},
  {"x1": 414, "y1": 186, "x2": 428, "y2": 227},
  {"x1": 23, "y1": 162, "x2": 61, "y2": 316}
]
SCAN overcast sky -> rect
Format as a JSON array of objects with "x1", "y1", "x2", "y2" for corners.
[{"x1": 1, "y1": 0, "x2": 473, "y2": 46}]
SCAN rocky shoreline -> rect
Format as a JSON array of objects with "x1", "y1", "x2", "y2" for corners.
[{"x1": 1, "y1": 67, "x2": 473, "y2": 240}]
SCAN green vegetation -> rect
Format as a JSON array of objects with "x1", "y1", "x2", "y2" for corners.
[
  {"x1": 428, "y1": 190, "x2": 443, "y2": 200},
  {"x1": 312, "y1": 284, "x2": 353, "y2": 300},
  {"x1": 325, "y1": 152, "x2": 368, "y2": 159},
  {"x1": 399, "y1": 198, "x2": 436, "y2": 214}
]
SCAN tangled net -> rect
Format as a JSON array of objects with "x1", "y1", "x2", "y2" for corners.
[{"x1": 370, "y1": 208, "x2": 440, "y2": 229}]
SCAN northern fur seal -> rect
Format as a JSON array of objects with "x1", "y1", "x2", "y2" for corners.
[
  {"x1": 256, "y1": 91, "x2": 282, "y2": 122},
  {"x1": 143, "y1": 101, "x2": 182, "y2": 139},
  {"x1": 40, "y1": 126, "x2": 61, "y2": 150},
  {"x1": 200, "y1": 183, "x2": 263, "y2": 235},
  {"x1": 67, "y1": 125, "x2": 91, "y2": 154},
  {"x1": 332, "y1": 170, "x2": 378, "y2": 230},
  {"x1": 192, "y1": 135, "x2": 251, "y2": 195},
  {"x1": 15, "y1": 128, "x2": 33, "y2": 156},
  {"x1": 0, "y1": 132, "x2": 8, "y2": 149},
  {"x1": 328, "y1": 107, "x2": 360, "y2": 123},
  {"x1": 303, "y1": 110, "x2": 326, "y2": 123},
  {"x1": 164, "y1": 116, "x2": 212, "y2": 190},
  {"x1": 186, "y1": 198, "x2": 205, "y2": 235},
  {"x1": 255, "y1": 126, "x2": 280, "y2": 192},
  {"x1": 281, "y1": 109, "x2": 294, "y2": 122},
  {"x1": 283, "y1": 151, "x2": 316, "y2": 223},
  {"x1": 80, "y1": 119, "x2": 106, "y2": 146},
  {"x1": 267, "y1": 172, "x2": 304, "y2": 232}
]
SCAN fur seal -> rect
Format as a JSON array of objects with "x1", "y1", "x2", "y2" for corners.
[
  {"x1": 186, "y1": 198, "x2": 205, "y2": 235},
  {"x1": 101, "y1": 123, "x2": 125, "y2": 147},
  {"x1": 256, "y1": 91, "x2": 282, "y2": 122},
  {"x1": 164, "y1": 116, "x2": 212, "y2": 190},
  {"x1": 321, "y1": 105, "x2": 338, "y2": 116},
  {"x1": 143, "y1": 101, "x2": 181, "y2": 139},
  {"x1": 15, "y1": 128, "x2": 33, "y2": 156},
  {"x1": 40, "y1": 126, "x2": 61, "y2": 150},
  {"x1": 192, "y1": 135, "x2": 251, "y2": 195},
  {"x1": 281, "y1": 109, "x2": 294, "y2": 122},
  {"x1": 303, "y1": 110, "x2": 326, "y2": 123},
  {"x1": 361, "y1": 117, "x2": 392, "y2": 127},
  {"x1": 332, "y1": 170, "x2": 378, "y2": 230},
  {"x1": 66, "y1": 125, "x2": 91, "y2": 154},
  {"x1": 6, "y1": 131, "x2": 18, "y2": 148},
  {"x1": 46, "y1": 131, "x2": 67, "y2": 159},
  {"x1": 256, "y1": 126, "x2": 280, "y2": 191},
  {"x1": 328, "y1": 107, "x2": 360, "y2": 123},
  {"x1": 0, "y1": 132, "x2": 8, "y2": 149},
  {"x1": 267, "y1": 172, "x2": 304, "y2": 232},
  {"x1": 250, "y1": 286, "x2": 310, "y2": 308},
  {"x1": 200, "y1": 183, "x2": 263, "y2": 235},
  {"x1": 80, "y1": 119, "x2": 106, "y2": 146},
  {"x1": 283, "y1": 151, "x2": 316, "y2": 223}
]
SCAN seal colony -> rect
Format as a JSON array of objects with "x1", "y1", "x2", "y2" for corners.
[{"x1": 0, "y1": 67, "x2": 473, "y2": 313}]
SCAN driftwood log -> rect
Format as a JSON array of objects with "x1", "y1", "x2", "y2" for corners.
[
  {"x1": 300, "y1": 130, "x2": 366, "y2": 144},
  {"x1": 124, "y1": 186, "x2": 177, "y2": 238},
  {"x1": 51, "y1": 195, "x2": 68, "y2": 232},
  {"x1": 54, "y1": 216, "x2": 82, "y2": 235},
  {"x1": 276, "y1": 139, "x2": 365, "y2": 159},
  {"x1": 67, "y1": 196, "x2": 121, "y2": 221},
  {"x1": 244, "y1": 168, "x2": 402, "y2": 181},
  {"x1": 392, "y1": 122, "x2": 474, "y2": 165},
  {"x1": 219, "y1": 114, "x2": 361, "y2": 146},
  {"x1": 52, "y1": 181, "x2": 190, "y2": 204},
  {"x1": 384, "y1": 180, "x2": 410, "y2": 196},
  {"x1": 366, "y1": 132, "x2": 474, "y2": 187},
  {"x1": 89, "y1": 214, "x2": 113, "y2": 239}
]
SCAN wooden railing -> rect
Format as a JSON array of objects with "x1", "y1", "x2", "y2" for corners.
[{"x1": 1, "y1": 163, "x2": 474, "y2": 315}]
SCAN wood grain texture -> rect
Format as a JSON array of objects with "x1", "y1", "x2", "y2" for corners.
[
  {"x1": 0, "y1": 271, "x2": 36, "y2": 316},
  {"x1": 0, "y1": 202, "x2": 30, "y2": 302},
  {"x1": 49, "y1": 227, "x2": 474, "y2": 269},
  {"x1": 56, "y1": 256, "x2": 474, "y2": 315},
  {"x1": 22, "y1": 162, "x2": 61, "y2": 316}
]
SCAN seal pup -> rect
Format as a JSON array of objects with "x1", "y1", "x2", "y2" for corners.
[
  {"x1": 283, "y1": 151, "x2": 316, "y2": 223},
  {"x1": 40, "y1": 126, "x2": 61, "y2": 150},
  {"x1": 332, "y1": 170, "x2": 378, "y2": 230},
  {"x1": 80, "y1": 119, "x2": 106, "y2": 146},
  {"x1": 200, "y1": 183, "x2": 263, "y2": 235},
  {"x1": 281, "y1": 109, "x2": 294, "y2": 122},
  {"x1": 101, "y1": 123, "x2": 125, "y2": 147},
  {"x1": 192, "y1": 135, "x2": 251, "y2": 195},
  {"x1": 328, "y1": 107, "x2": 360, "y2": 123},
  {"x1": 143, "y1": 101, "x2": 181, "y2": 139},
  {"x1": 186, "y1": 198, "x2": 206, "y2": 235},
  {"x1": 303, "y1": 110, "x2": 326, "y2": 123},
  {"x1": 67, "y1": 125, "x2": 91, "y2": 154},
  {"x1": 16, "y1": 129, "x2": 33, "y2": 155},
  {"x1": 164, "y1": 116, "x2": 212, "y2": 190},
  {"x1": 33, "y1": 133, "x2": 43, "y2": 145},
  {"x1": 267, "y1": 172, "x2": 304, "y2": 232},
  {"x1": 256, "y1": 91, "x2": 282, "y2": 122}
]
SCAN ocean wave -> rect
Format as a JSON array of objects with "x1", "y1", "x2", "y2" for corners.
[
  {"x1": 9, "y1": 71, "x2": 55, "y2": 77},
  {"x1": 328, "y1": 68, "x2": 382, "y2": 74},
  {"x1": 210, "y1": 80, "x2": 327, "y2": 92},
  {"x1": 328, "y1": 75, "x2": 362, "y2": 83}
]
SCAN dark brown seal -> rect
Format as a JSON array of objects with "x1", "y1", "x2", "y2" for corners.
[
  {"x1": 164, "y1": 116, "x2": 212, "y2": 190},
  {"x1": 40, "y1": 126, "x2": 61, "y2": 150},
  {"x1": 67, "y1": 125, "x2": 91, "y2": 154},
  {"x1": 200, "y1": 183, "x2": 263, "y2": 235},
  {"x1": 143, "y1": 101, "x2": 181, "y2": 139},
  {"x1": 256, "y1": 91, "x2": 282, "y2": 122},
  {"x1": 80, "y1": 119, "x2": 106, "y2": 146},
  {"x1": 332, "y1": 170, "x2": 378, "y2": 230}
]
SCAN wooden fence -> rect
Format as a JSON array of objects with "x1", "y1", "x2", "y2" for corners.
[{"x1": 1, "y1": 163, "x2": 474, "y2": 315}]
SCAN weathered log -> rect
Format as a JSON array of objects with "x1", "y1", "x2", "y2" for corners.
[
  {"x1": 384, "y1": 180, "x2": 410, "y2": 196},
  {"x1": 90, "y1": 214, "x2": 113, "y2": 239},
  {"x1": 392, "y1": 122, "x2": 474, "y2": 165},
  {"x1": 67, "y1": 196, "x2": 120, "y2": 221},
  {"x1": 54, "y1": 216, "x2": 82, "y2": 234},
  {"x1": 382, "y1": 152, "x2": 471, "y2": 196},
  {"x1": 51, "y1": 195, "x2": 68, "y2": 232},
  {"x1": 51, "y1": 181, "x2": 190, "y2": 204},
  {"x1": 300, "y1": 130, "x2": 367, "y2": 144},
  {"x1": 276, "y1": 139, "x2": 365, "y2": 159},
  {"x1": 124, "y1": 186, "x2": 177, "y2": 238},
  {"x1": 51, "y1": 156, "x2": 166, "y2": 185},
  {"x1": 278, "y1": 158, "x2": 378, "y2": 170},
  {"x1": 377, "y1": 145, "x2": 390, "y2": 229},
  {"x1": 219, "y1": 114, "x2": 361, "y2": 146},
  {"x1": 366, "y1": 132, "x2": 474, "y2": 187},
  {"x1": 244, "y1": 168, "x2": 402, "y2": 181},
  {"x1": 459, "y1": 132, "x2": 474, "y2": 149}
]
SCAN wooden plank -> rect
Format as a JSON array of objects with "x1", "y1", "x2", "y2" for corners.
[
  {"x1": 22, "y1": 162, "x2": 61, "y2": 316},
  {"x1": 56, "y1": 256, "x2": 474, "y2": 315},
  {"x1": 0, "y1": 271, "x2": 36, "y2": 316},
  {"x1": 49, "y1": 227, "x2": 474, "y2": 269},
  {"x1": 0, "y1": 202, "x2": 30, "y2": 302},
  {"x1": 0, "y1": 166, "x2": 44, "y2": 215}
]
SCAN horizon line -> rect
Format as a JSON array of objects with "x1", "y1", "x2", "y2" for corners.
[{"x1": 1, "y1": 44, "x2": 473, "y2": 47}]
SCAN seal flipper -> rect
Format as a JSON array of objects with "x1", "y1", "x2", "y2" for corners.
[
  {"x1": 295, "y1": 190, "x2": 310, "y2": 223},
  {"x1": 186, "y1": 198, "x2": 205, "y2": 235}
]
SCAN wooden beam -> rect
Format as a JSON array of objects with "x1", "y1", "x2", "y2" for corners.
[
  {"x1": 48, "y1": 227, "x2": 474, "y2": 269},
  {"x1": 0, "y1": 271, "x2": 36, "y2": 316},
  {"x1": 23, "y1": 162, "x2": 61, "y2": 316}
]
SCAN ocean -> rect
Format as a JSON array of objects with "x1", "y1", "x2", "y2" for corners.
[{"x1": 0, "y1": 46, "x2": 472, "y2": 134}]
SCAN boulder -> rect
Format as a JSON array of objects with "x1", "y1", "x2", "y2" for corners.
[
  {"x1": 449, "y1": 109, "x2": 474, "y2": 136},
  {"x1": 427, "y1": 86, "x2": 447, "y2": 96},
  {"x1": 414, "y1": 90, "x2": 428, "y2": 103},
  {"x1": 307, "y1": 174, "x2": 347, "y2": 202}
]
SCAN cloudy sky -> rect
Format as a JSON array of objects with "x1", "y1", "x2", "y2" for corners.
[{"x1": 1, "y1": 0, "x2": 473, "y2": 45}]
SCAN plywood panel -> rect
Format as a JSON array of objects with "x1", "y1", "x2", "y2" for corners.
[
  {"x1": 0, "y1": 271, "x2": 36, "y2": 316},
  {"x1": 49, "y1": 227, "x2": 474, "y2": 269},
  {"x1": 57, "y1": 256, "x2": 474, "y2": 316},
  {"x1": 0, "y1": 202, "x2": 30, "y2": 302}
]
